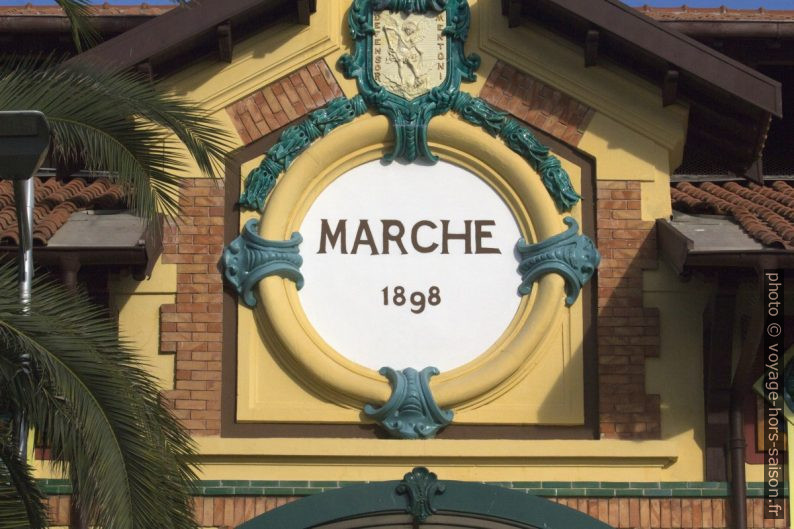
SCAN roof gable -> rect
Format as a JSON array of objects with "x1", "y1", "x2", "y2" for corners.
[
  {"x1": 502, "y1": 0, "x2": 782, "y2": 177},
  {"x1": 50, "y1": 0, "x2": 784, "y2": 179}
]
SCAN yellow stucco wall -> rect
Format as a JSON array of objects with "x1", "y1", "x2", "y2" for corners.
[
  {"x1": 98, "y1": 0, "x2": 727, "y2": 484},
  {"x1": 109, "y1": 258, "x2": 178, "y2": 390}
]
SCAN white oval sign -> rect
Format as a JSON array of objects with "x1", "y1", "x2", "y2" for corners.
[{"x1": 297, "y1": 160, "x2": 522, "y2": 372}]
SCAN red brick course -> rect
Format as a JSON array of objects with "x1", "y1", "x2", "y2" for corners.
[
  {"x1": 597, "y1": 181, "x2": 661, "y2": 439},
  {"x1": 192, "y1": 496, "x2": 299, "y2": 528},
  {"x1": 226, "y1": 59, "x2": 344, "y2": 145},
  {"x1": 480, "y1": 61, "x2": 595, "y2": 147},
  {"x1": 45, "y1": 495, "x2": 787, "y2": 528},
  {"x1": 159, "y1": 178, "x2": 225, "y2": 436},
  {"x1": 554, "y1": 497, "x2": 790, "y2": 529},
  {"x1": 44, "y1": 495, "x2": 299, "y2": 528}
]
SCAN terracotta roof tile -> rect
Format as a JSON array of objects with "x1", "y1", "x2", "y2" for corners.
[
  {"x1": 0, "y1": 4, "x2": 174, "y2": 17},
  {"x1": 639, "y1": 6, "x2": 794, "y2": 22},
  {"x1": 671, "y1": 180, "x2": 794, "y2": 250},
  {"x1": 0, "y1": 177, "x2": 126, "y2": 246}
]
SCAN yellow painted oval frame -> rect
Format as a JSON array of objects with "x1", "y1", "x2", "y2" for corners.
[{"x1": 257, "y1": 113, "x2": 567, "y2": 410}]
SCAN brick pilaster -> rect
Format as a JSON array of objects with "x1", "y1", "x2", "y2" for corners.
[
  {"x1": 159, "y1": 178, "x2": 225, "y2": 436},
  {"x1": 596, "y1": 181, "x2": 661, "y2": 439}
]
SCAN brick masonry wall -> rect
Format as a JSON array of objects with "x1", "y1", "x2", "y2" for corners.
[
  {"x1": 479, "y1": 61, "x2": 661, "y2": 439},
  {"x1": 480, "y1": 60, "x2": 595, "y2": 147},
  {"x1": 44, "y1": 495, "x2": 788, "y2": 528},
  {"x1": 191, "y1": 496, "x2": 299, "y2": 528},
  {"x1": 159, "y1": 178, "x2": 225, "y2": 436},
  {"x1": 552, "y1": 497, "x2": 789, "y2": 529},
  {"x1": 226, "y1": 59, "x2": 344, "y2": 145},
  {"x1": 596, "y1": 181, "x2": 661, "y2": 439}
]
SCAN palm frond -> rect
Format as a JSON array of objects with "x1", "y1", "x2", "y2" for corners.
[
  {"x1": 0, "y1": 427, "x2": 47, "y2": 529},
  {"x1": 0, "y1": 58, "x2": 233, "y2": 224},
  {"x1": 0, "y1": 263, "x2": 198, "y2": 529},
  {"x1": 54, "y1": 0, "x2": 100, "y2": 52},
  {"x1": 63, "y1": 62, "x2": 232, "y2": 181}
]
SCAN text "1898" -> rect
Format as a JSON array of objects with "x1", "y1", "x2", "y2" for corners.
[{"x1": 382, "y1": 286, "x2": 441, "y2": 314}]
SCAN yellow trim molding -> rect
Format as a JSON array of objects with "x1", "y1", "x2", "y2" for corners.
[{"x1": 195, "y1": 438, "x2": 680, "y2": 482}]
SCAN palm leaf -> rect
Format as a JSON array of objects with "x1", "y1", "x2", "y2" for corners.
[
  {"x1": 55, "y1": 0, "x2": 190, "y2": 52},
  {"x1": 0, "y1": 57, "x2": 233, "y2": 225},
  {"x1": 0, "y1": 263, "x2": 198, "y2": 529},
  {"x1": 0, "y1": 427, "x2": 48, "y2": 529},
  {"x1": 54, "y1": 0, "x2": 100, "y2": 52}
]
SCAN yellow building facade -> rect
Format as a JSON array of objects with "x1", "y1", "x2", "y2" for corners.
[{"x1": 31, "y1": 1, "x2": 792, "y2": 527}]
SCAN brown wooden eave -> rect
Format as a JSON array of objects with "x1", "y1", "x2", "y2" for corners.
[
  {"x1": 657, "y1": 218, "x2": 794, "y2": 275},
  {"x1": 0, "y1": 15, "x2": 159, "y2": 34},
  {"x1": 0, "y1": 15, "x2": 161, "y2": 55},
  {"x1": 0, "y1": 245, "x2": 159, "y2": 280},
  {"x1": 503, "y1": 0, "x2": 783, "y2": 177},
  {"x1": 658, "y1": 21, "x2": 794, "y2": 40},
  {"x1": 67, "y1": 0, "x2": 316, "y2": 77}
]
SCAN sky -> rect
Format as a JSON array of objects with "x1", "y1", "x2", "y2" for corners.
[{"x1": 0, "y1": 0, "x2": 792, "y2": 6}]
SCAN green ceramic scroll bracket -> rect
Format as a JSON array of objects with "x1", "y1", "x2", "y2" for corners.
[
  {"x1": 516, "y1": 217, "x2": 600, "y2": 306},
  {"x1": 338, "y1": 0, "x2": 480, "y2": 163},
  {"x1": 222, "y1": 219, "x2": 304, "y2": 308},
  {"x1": 239, "y1": 95, "x2": 368, "y2": 211},
  {"x1": 451, "y1": 91, "x2": 581, "y2": 211},
  {"x1": 364, "y1": 367, "x2": 453, "y2": 439}
]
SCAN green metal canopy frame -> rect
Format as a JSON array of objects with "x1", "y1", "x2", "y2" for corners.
[{"x1": 237, "y1": 467, "x2": 617, "y2": 529}]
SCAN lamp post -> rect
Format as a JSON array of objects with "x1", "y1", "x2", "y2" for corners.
[{"x1": 0, "y1": 111, "x2": 51, "y2": 458}]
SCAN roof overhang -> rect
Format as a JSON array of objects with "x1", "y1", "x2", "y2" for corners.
[
  {"x1": 503, "y1": 0, "x2": 783, "y2": 178},
  {"x1": 16, "y1": 0, "x2": 780, "y2": 179},
  {"x1": 67, "y1": 0, "x2": 316, "y2": 76},
  {"x1": 0, "y1": 211, "x2": 162, "y2": 279},
  {"x1": 657, "y1": 216, "x2": 794, "y2": 274},
  {"x1": 0, "y1": 15, "x2": 161, "y2": 34},
  {"x1": 657, "y1": 21, "x2": 794, "y2": 39},
  {"x1": 0, "y1": 6, "x2": 171, "y2": 54}
]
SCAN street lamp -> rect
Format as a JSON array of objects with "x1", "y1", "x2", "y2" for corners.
[{"x1": 0, "y1": 111, "x2": 51, "y2": 458}]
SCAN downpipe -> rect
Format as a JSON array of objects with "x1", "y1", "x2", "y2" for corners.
[
  {"x1": 13, "y1": 177, "x2": 33, "y2": 458},
  {"x1": 729, "y1": 390, "x2": 748, "y2": 529}
]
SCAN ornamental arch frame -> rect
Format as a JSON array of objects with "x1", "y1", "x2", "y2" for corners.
[
  {"x1": 254, "y1": 112, "x2": 571, "y2": 411},
  {"x1": 220, "y1": 111, "x2": 599, "y2": 440}
]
